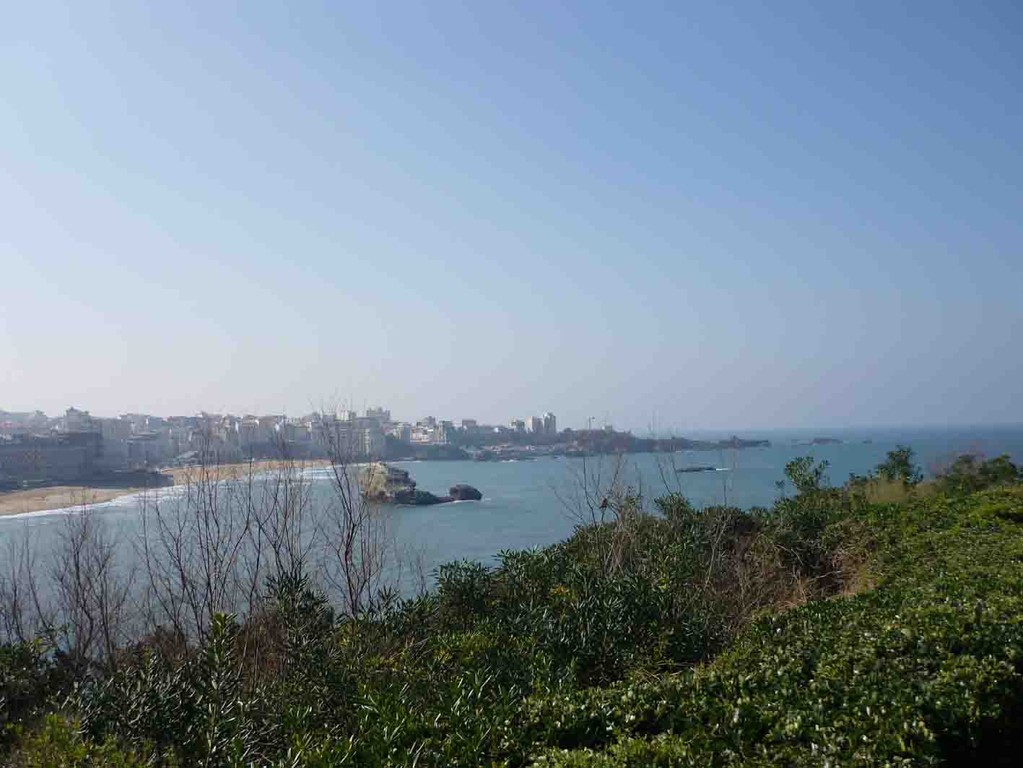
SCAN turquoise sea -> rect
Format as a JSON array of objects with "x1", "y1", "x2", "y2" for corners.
[
  {"x1": 383, "y1": 424, "x2": 1023, "y2": 574},
  {"x1": 2, "y1": 424, "x2": 1022, "y2": 596}
]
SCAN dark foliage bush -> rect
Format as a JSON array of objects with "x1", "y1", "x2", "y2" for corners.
[
  {"x1": 1, "y1": 641, "x2": 63, "y2": 752},
  {"x1": 937, "y1": 453, "x2": 1022, "y2": 494}
]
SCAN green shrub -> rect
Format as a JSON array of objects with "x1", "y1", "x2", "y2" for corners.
[
  {"x1": 522, "y1": 486, "x2": 1023, "y2": 766},
  {"x1": 6, "y1": 714, "x2": 157, "y2": 767},
  {"x1": 1, "y1": 640, "x2": 62, "y2": 752},
  {"x1": 875, "y1": 445, "x2": 924, "y2": 486},
  {"x1": 937, "y1": 454, "x2": 1022, "y2": 494}
]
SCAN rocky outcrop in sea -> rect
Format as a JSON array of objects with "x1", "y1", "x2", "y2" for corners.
[{"x1": 359, "y1": 463, "x2": 481, "y2": 506}]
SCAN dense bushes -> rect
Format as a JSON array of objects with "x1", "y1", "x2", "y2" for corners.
[
  {"x1": 0, "y1": 641, "x2": 63, "y2": 754},
  {"x1": 526, "y1": 486, "x2": 1023, "y2": 765},
  {"x1": 3, "y1": 452, "x2": 1023, "y2": 765},
  {"x1": 935, "y1": 453, "x2": 1022, "y2": 494}
]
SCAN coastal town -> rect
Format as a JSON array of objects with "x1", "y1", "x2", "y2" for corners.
[{"x1": 0, "y1": 406, "x2": 771, "y2": 491}]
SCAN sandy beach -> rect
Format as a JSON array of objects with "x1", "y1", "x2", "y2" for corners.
[
  {"x1": 0, "y1": 486, "x2": 143, "y2": 517},
  {"x1": 0, "y1": 459, "x2": 332, "y2": 518}
]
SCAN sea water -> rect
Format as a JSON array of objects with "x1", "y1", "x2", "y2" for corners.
[{"x1": 2, "y1": 424, "x2": 1021, "y2": 595}]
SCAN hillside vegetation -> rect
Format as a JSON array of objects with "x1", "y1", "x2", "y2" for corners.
[{"x1": 2, "y1": 451, "x2": 1022, "y2": 766}]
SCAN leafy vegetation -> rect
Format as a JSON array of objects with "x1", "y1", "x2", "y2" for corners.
[
  {"x1": 874, "y1": 444, "x2": 924, "y2": 486},
  {"x1": 3, "y1": 451, "x2": 1023, "y2": 765},
  {"x1": 934, "y1": 453, "x2": 1022, "y2": 494}
]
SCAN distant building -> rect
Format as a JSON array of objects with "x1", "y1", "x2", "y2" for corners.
[
  {"x1": 460, "y1": 419, "x2": 477, "y2": 431},
  {"x1": 63, "y1": 407, "x2": 95, "y2": 433},
  {"x1": 257, "y1": 416, "x2": 283, "y2": 442},
  {"x1": 362, "y1": 426, "x2": 385, "y2": 457},
  {"x1": 526, "y1": 416, "x2": 544, "y2": 434},
  {"x1": 120, "y1": 413, "x2": 149, "y2": 434},
  {"x1": 97, "y1": 417, "x2": 132, "y2": 471},
  {"x1": 127, "y1": 433, "x2": 166, "y2": 468},
  {"x1": 409, "y1": 418, "x2": 450, "y2": 445},
  {"x1": 510, "y1": 419, "x2": 525, "y2": 433},
  {"x1": 98, "y1": 418, "x2": 131, "y2": 440},
  {"x1": 279, "y1": 420, "x2": 310, "y2": 444},
  {"x1": 389, "y1": 423, "x2": 412, "y2": 443},
  {"x1": 305, "y1": 413, "x2": 384, "y2": 458},
  {"x1": 312, "y1": 415, "x2": 359, "y2": 456},
  {"x1": 0, "y1": 433, "x2": 101, "y2": 484},
  {"x1": 0, "y1": 410, "x2": 50, "y2": 436},
  {"x1": 410, "y1": 426, "x2": 433, "y2": 444},
  {"x1": 238, "y1": 418, "x2": 261, "y2": 447},
  {"x1": 542, "y1": 412, "x2": 557, "y2": 435},
  {"x1": 365, "y1": 407, "x2": 391, "y2": 425}
]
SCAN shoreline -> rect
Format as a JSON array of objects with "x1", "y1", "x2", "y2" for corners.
[{"x1": 0, "y1": 459, "x2": 332, "y2": 518}]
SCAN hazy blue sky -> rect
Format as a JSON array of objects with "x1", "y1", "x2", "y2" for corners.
[{"x1": 2, "y1": 1, "x2": 1021, "y2": 431}]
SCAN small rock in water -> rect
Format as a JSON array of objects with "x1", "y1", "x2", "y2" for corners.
[
  {"x1": 449, "y1": 484, "x2": 483, "y2": 501},
  {"x1": 394, "y1": 488, "x2": 448, "y2": 506}
]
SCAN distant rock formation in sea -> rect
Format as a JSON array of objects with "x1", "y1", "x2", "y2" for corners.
[
  {"x1": 359, "y1": 463, "x2": 481, "y2": 506},
  {"x1": 449, "y1": 484, "x2": 483, "y2": 501}
]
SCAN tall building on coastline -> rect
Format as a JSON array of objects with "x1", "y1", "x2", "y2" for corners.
[{"x1": 542, "y1": 412, "x2": 557, "y2": 435}]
